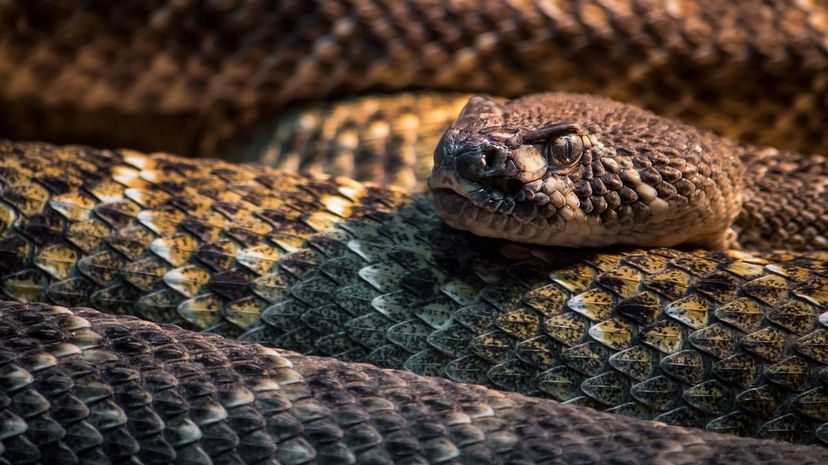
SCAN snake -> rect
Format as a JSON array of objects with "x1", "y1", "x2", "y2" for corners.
[{"x1": 0, "y1": 0, "x2": 827, "y2": 463}]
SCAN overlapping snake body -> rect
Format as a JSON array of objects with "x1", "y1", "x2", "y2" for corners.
[
  {"x1": 0, "y1": 141, "x2": 826, "y2": 456},
  {"x1": 0, "y1": 0, "x2": 827, "y2": 462},
  {"x1": 1, "y1": 301, "x2": 826, "y2": 465}
]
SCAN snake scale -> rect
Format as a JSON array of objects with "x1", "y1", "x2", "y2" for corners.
[
  {"x1": 0, "y1": 0, "x2": 827, "y2": 463},
  {"x1": 0, "y1": 141, "x2": 826, "y2": 464}
]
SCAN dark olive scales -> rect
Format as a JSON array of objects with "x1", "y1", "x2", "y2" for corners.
[{"x1": 0, "y1": 302, "x2": 826, "y2": 464}]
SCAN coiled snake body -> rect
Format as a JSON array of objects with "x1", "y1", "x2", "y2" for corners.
[{"x1": 0, "y1": 1, "x2": 827, "y2": 463}]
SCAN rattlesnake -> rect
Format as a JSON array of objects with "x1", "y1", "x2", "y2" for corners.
[
  {"x1": 428, "y1": 93, "x2": 828, "y2": 250},
  {"x1": 0, "y1": 0, "x2": 827, "y2": 463}
]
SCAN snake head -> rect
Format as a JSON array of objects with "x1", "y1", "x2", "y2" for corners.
[{"x1": 429, "y1": 93, "x2": 744, "y2": 249}]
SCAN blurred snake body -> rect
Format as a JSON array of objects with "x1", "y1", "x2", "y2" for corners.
[{"x1": 0, "y1": 0, "x2": 827, "y2": 463}]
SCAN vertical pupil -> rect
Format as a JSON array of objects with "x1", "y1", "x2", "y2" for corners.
[
  {"x1": 543, "y1": 134, "x2": 582, "y2": 167},
  {"x1": 563, "y1": 136, "x2": 573, "y2": 160}
]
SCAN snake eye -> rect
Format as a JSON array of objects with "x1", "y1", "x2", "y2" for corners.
[
  {"x1": 522, "y1": 122, "x2": 588, "y2": 171},
  {"x1": 543, "y1": 134, "x2": 584, "y2": 170}
]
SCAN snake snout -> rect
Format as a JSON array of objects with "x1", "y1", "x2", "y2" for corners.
[{"x1": 455, "y1": 145, "x2": 547, "y2": 195}]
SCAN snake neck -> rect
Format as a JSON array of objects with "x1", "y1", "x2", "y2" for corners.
[{"x1": 736, "y1": 147, "x2": 828, "y2": 250}]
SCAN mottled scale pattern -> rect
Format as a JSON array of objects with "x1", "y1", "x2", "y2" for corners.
[
  {"x1": 226, "y1": 93, "x2": 471, "y2": 191},
  {"x1": 1, "y1": 141, "x2": 827, "y2": 447},
  {"x1": 2, "y1": 303, "x2": 827, "y2": 465},
  {"x1": 1, "y1": 0, "x2": 827, "y2": 158},
  {"x1": 737, "y1": 148, "x2": 828, "y2": 251}
]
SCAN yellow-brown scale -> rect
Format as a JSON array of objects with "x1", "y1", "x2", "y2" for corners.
[
  {"x1": 225, "y1": 93, "x2": 471, "y2": 192},
  {"x1": 1, "y1": 141, "x2": 826, "y2": 445}
]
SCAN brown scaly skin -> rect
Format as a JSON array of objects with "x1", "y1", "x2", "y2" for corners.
[
  {"x1": 225, "y1": 93, "x2": 472, "y2": 192},
  {"x1": 429, "y1": 93, "x2": 828, "y2": 251},
  {"x1": 0, "y1": 1, "x2": 827, "y2": 157},
  {"x1": 0, "y1": 141, "x2": 826, "y2": 447},
  {"x1": 737, "y1": 148, "x2": 828, "y2": 251},
  {"x1": 1, "y1": 302, "x2": 826, "y2": 465}
]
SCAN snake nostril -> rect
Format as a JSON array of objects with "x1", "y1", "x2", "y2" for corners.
[
  {"x1": 456, "y1": 150, "x2": 486, "y2": 179},
  {"x1": 484, "y1": 147, "x2": 498, "y2": 168}
]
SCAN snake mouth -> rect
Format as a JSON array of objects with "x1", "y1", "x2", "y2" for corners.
[
  {"x1": 431, "y1": 184, "x2": 519, "y2": 216},
  {"x1": 431, "y1": 188, "x2": 470, "y2": 216},
  {"x1": 431, "y1": 184, "x2": 557, "y2": 244}
]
